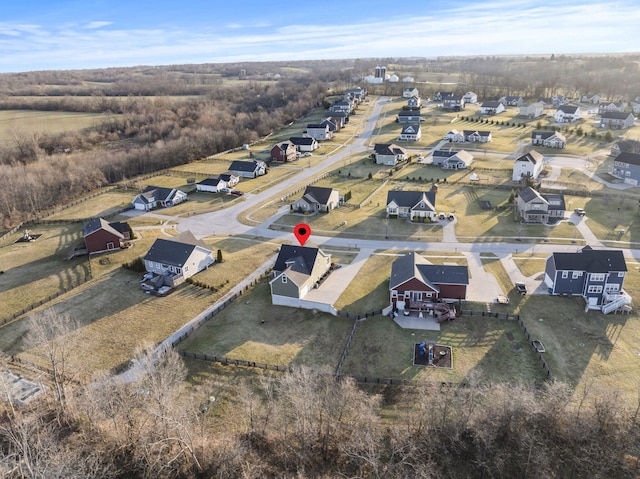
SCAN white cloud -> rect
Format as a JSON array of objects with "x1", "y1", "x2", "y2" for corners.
[{"x1": 84, "y1": 21, "x2": 113, "y2": 29}]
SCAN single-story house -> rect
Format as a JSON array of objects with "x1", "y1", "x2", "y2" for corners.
[
  {"x1": 292, "y1": 186, "x2": 340, "y2": 213},
  {"x1": 480, "y1": 101, "x2": 505, "y2": 115},
  {"x1": 463, "y1": 91, "x2": 478, "y2": 104},
  {"x1": 306, "y1": 123, "x2": 333, "y2": 141},
  {"x1": 403, "y1": 87, "x2": 419, "y2": 98},
  {"x1": 516, "y1": 187, "x2": 565, "y2": 224},
  {"x1": 386, "y1": 188, "x2": 437, "y2": 221},
  {"x1": 270, "y1": 245, "x2": 332, "y2": 303},
  {"x1": 518, "y1": 102, "x2": 545, "y2": 118},
  {"x1": 531, "y1": 131, "x2": 566, "y2": 149},
  {"x1": 499, "y1": 96, "x2": 524, "y2": 107},
  {"x1": 82, "y1": 217, "x2": 130, "y2": 254},
  {"x1": 431, "y1": 150, "x2": 457, "y2": 166},
  {"x1": 443, "y1": 129, "x2": 465, "y2": 142},
  {"x1": 270, "y1": 142, "x2": 297, "y2": 162},
  {"x1": 289, "y1": 136, "x2": 319, "y2": 152},
  {"x1": 228, "y1": 159, "x2": 267, "y2": 178},
  {"x1": 443, "y1": 95, "x2": 465, "y2": 111},
  {"x1": 598, "y1": 101, "x2": 625, "y2": 114},
  {"x1": 610, "y1": 151, "x2": 640, "y2": 185},
  {"x1": 545, "y1": 246, "x2": 629, "y2": 310},
  {"x1": 512, "y1": 150, "x2": 544, "y2": 181},
  {"x1": 399, "y1": 124, "x2": 422, "y2": 141},
  {"x1": 132, "y1": 186, "x2": 187, "y2": 211},
  {"x1": 389, "y1": 252, "x2": 469, "y2": 308},
  {"x1": 554, "y1": 105, "x2": 581, "y2": 123},
  {"x1": 397, "y1": 110, "x2": 423, "y2": 123},
  {"x1": 143, "y1": 231, "x2": 215, "y2": 285},
  {"x1": 196, "y1": 176, "x2": 231, "y2": 193},
  {"x1": 600, "y1": 111, "x2": 635, "y2": 130},
  {"x1": 463, "y1": 130, "x2": 492, "y2": 143},
  {"x1": 442, "y1": 150, "x2": 473, "y2": 169},
  {"x1": 374, "y1": 143, "x2": 407, "y2": 165}
]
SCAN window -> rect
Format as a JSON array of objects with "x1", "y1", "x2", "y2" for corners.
[
  {"x1": 282, "y1": 275, "x2": 287, "y2": 284},
  {"x1": 391, "y1": 290, "x2": 398, "y2": 298},
  {"x1": 412, "y1": 292, "x2": 422, "y2": 301},
  {"x1": 605, "y1": 284, "x2": 620, "y2": 293},
  {"x1": 572, "y1": 271, "x2": 581, "y2": 279},
  {"x1": 619, "y1": 272, "x2": 625, "y2": 278},
  {"x1": 590, "y1": 273, "x2": 605, "y2": 282},
  {"x1": 588, "y1": 285, "x2": 603, "y2": 294},
  {"x1": 561, "y1": 271, "x2": 568, "y2": 279},
  {"x1": 425, "y1": 292, "x2": 432, "y2": 298},
  {"x1": 106, "y1": 242, "x2": 115, "y2": 250}
]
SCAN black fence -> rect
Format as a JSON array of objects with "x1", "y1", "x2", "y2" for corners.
[
  {"x1": 518, "y1": 316, "x2": 554, "y2": 382},
  {"x1": 177, "y1": 351, "x2": 289, "y2": 372},
  {"x1": 459, "y1": 310, "x2": 520, "y2": 321}
]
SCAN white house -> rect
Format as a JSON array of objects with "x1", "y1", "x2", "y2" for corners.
[
  {"x1": 374, "y1": 143, "x2": 407, "y2": 165},
  {"x1": 143, "y1": 231, "x2": 215, "y2": 282},
  {"x1": 403, "y1": 87, "x2": 419, "y2": 98},
  {"x1": 132, "y1": 186, "x2": 188, "y2": 211},
  {"x1": 442, "y1": 150, "x2": 473, "y2": 169},
  {"x1": 463, "y1": 91, "x2": 478, "y2": 104},
  {"x1": 518, "y1": 102, "x2": 545, "y2": 118},
  {"x1": 196, "y1": 176, "x2": 230, "y2": 193},
  {"x1": 512, "y1": 151, "x2": 544, "y2": 182},
  {"x1": 480, "y1": 101, "x2": 505, "y2": 115},
  {"x1": 554, "y1": 105, "x2": 581, "y2": 123},
  {"x1": 443, "y1": 129, "x2": 465, "y2": 142},
  {"x1": 399, "y1": 124, "x2": 422, "y2": 142}
]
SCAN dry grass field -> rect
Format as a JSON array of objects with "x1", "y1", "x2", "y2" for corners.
[
  {"x1": 0, "y1": 110, "x2": 108, "y2": 141},
  {"x1": 45, "y1": 189, "x2": 134, "y2": 221}
]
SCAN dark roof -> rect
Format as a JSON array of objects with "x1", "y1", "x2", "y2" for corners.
[
  {"x1": 306, "y1": 123, "x2": 327, "y2": 129},
  {"x1": 390, "y1": 252, "x2": 469, "y2": 290},
  {"x1": 82, "y1": 218, "x2": 125, "y2": 238},
  {"x1": 531, "y1": 130, "x2": 554, "y2": 140},
  {"x1": 505, "y1": 95, "x2": 523, "y2": 101},
  {"x1": 444, "y1": 95, "x2": 464, "y2": 101},
  {"x1": 401, "y1": 124, "x2": 420, "y2": 134},
  {"x1": 198, "y1": 177, "x2": 224, "y2": 187},
  {"x1": 515, "y1": 151, "x2": 544, "y2": 164},
  {"x1": 601, "y1": 111, "x2": 633, "y2": 120},
  {"x1": 109, "y1": 221, "x2": 130, "y2": 236},
  {"x1": 463, "y1": 130, "x2": 491, "y2": 137},
  {"x1": 482, "y1": 101, "x2": 502, "y2": 108},
  {"x1": 140, "y1": 186, "x2": 176, "y2": 202},
  {"x1": 615, "y1": 152, "x2": 640, "y2": 166},
  {"x1": 143, "y1": 231, "x2": 210, "y2": 267},
  {"x1": 229, "y1": 160, "x2": 262, "y2": 172},
  {"x1": 274, "y1": 245, "x2": 321, "y2": 275},
  {"x1": 433, "y1": 150, "x2": 458, "y2": 158},
  {"x1": 518, "y1": 186, "x2": 545, "y2": 203},
  {"x1": 374, "y1": 143, "x2": 407, "y2": 156},
  {"x1": 435, "y1": 91, "x2": 453, "y2": 97},
  {"x1": 557, "y1": 105, "x2": 579, "y2": 114},
  {"x1": 301, "y1": 186, "x2": 337, "y2": 205},
  {"x1": 614, "y1": 140, "x2": 640, "y2": 154},
  {"x1": 544, "y1": 194, "x2": 566, "y2": 211},
  {"x1": 397, "y1": 110, "x2": 422, "y2": 118},
  {"x1": 219, "y1": 173, "x2": 237, "y2": 182},
  {"x1": 551, "y1": 246, "x2": 627, "y2": 273},
  {"x1": 290, "y1": 137, "x2": 316, "y2": 146},
  {"x1": 386, "y1": 190, "x2": 436, "y2": 209}
]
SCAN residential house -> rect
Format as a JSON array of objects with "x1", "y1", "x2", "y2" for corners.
[
  {"x1": 407, "y1": 96, "x2": 422, "y2": 108},
  {"x1": 269, "y1": 245, "x2": 332, "y2": 303},
  {"x1": 442, "y1": 95, "x2": 465, "y2": 111},
  {"x1": 531, "y1": 131, "x2": 566, "y2": 149},
  {"x1": 540, "y1": 95, "x2": 568, "y2": 108},
  {"x1": 388, "y1": 74, "x2": 399, "y2": 83},
  {"x1": 402, "y1": 76, "x2": 415, "y2": 83},
  {"x1": 512, "y1": 150, "x2": 544, "y2": 181},
  {"x1": 270, "y1": 142, "x2": 297, "y2": 162},
  {"x1": 328, "y1": 98, "x2": 354, "y2": 114},
  {"x1": 132, "y1": 186, "x2": 187, "y2": 211},
  {"x1": 518, "y1": 102, "x2": 545, "y2": 118},
  {"x1": 611, "y1": 140, "x2": 640, "y2": 157},
  {"x1": 480, "y1": 101, "x2": 505, "y2": 115},
  {"x1": 580, "y1": 94, "x2": 601, "y2": 104},
  {"x1": 463, "y1": 91, "x2": 478, "y2": 104},
  {"x1": 403, "y1": 87, "x2": 419, "y2": 98},
  {"x1": 306, "y1": 123, "x2": 333, "y2": 141},
  {"x1": 431, "y1": 150, "x2": 457, "y2": 166},
  {"x1": 499, "y1": 95, "x2": 524, "y2": 107},
  {"x1": 229, "y1": 159, "x2": 267, "y2": 178},
  {"x1": 389, "y1": 252, "x2": 469, "y2": 309},
  {"x1": 82, "y1": 217, "x2": 130, "y2": 254},
  {"x1": 399, "y1": 124, "x2": 422, "y2": 141},
  {"x1": 218, "y1": 173, "x2": 239, "y2": 187},
  {"x1": 443, "y1": 129, "x2": 465, "y2": 143},
  {"x1": 631, "y1": 101, "x2": 640, "y2": 115},
  {"x1": 516, "y1": 187, "x2": 565, "y2": 224},
  {"x1": 289, "y1": 136, "x2": 319, "y2": 152},
  {"x1": 463, "y1": 130, "x2": 492, "y2": 143},
  {"x1": 598, "y1": 101, "x2": 625, "y2": 114},
  {"x1": 610, "y1": 152, "x2": 640, "y2": 185},
  {"x1": 345, "y1": 87, "x2": 367, "y2": 101},
  {"x1": 544, "y1": 246, "x2": 629, "y2": 310},
  {"x1": 397, "y1": 110, "x2": 423, "y2": 123},
  {"x1": 386, "y1": 188, "x2": 437, "y2": 221},
  {"x1": 600, "y1": 111, "x2": 635, "y2": 129},
  {"x1": 325, "y1": 116, "x2": 343, "y2": 130},
  {"x1": 292, "y1": 186, "x2": 340, "y2": 213},
  {"x1": 329, "y1": 111, "x2": 349, "y2": 125},
  {"x1": 554, "y1": 105, "x2": 581, "y2": 123},
  {"x1": 196, "y1": 176, "x2": 231, "y2": 193},
  {"x1": 433, "y1": 92, "x2": 453, "y2": 101},
  {"x1": 143, "y1": 231, "x2": 215, "y2": 286},
  {"x1": 374, "y1": 143, "x2": 408, "y2": 165},
  {"x1": 442, "y1": 150, "x2": 473, "y2": 169}
]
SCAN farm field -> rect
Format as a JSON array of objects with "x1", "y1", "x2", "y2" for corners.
[{"x1": 0, "y1": 110, "x2": 108, "y2": 140}]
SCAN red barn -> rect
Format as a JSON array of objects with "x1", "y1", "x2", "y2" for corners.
[
  {"x1": 82, "y1": 218, "x2": 130, "y2": 254},
  {"x1": 389, "y1": 253, "x2": 468, "y2": 310}
]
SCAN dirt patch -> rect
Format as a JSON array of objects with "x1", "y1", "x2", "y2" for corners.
[{"x1": 413, "y1": 343, "x2": 452, "y2": 368}]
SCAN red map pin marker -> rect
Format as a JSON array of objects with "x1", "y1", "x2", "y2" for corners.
[{"x1": 294, "y1": 223, "x2": 311, "y2": 246}]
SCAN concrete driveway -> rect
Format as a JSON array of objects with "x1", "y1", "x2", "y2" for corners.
[{"x1": 463, "y1": 252, "x2": 504, "y2": 302}]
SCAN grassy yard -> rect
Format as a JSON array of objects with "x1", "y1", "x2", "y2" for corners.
[
  {"x1": 582, "y1": 194, "x2": 640, "y2": 245},
  {"x1": 176, "y1": 280, "x2": 353, "y2": 373},
  {"x1": 512, "y1": 255, "x2": 548, "y2": 278},
  {"x1": 45, "y1": 189, "x2": 134, "y2": 220},
  {"x1": 341, "y1": 313, "x2": 546, "y2": 385},
  {"x1": 0, "y1": 110, "x2": 108, "y2": 141}
]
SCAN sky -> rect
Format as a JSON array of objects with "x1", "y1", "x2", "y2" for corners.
[{"x1": 1, "y1": 0, "x2": 639, "y2": 72}]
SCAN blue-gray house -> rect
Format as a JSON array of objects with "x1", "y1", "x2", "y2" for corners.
[
  {"x1": 544, "y1": 246, "x2": 630, "y2": 312},
  {"x1": 610, "y1": 152, "x2": 640, "y2": 186}
]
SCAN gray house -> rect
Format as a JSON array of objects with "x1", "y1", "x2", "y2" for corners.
[
  {"x1": 397, "y1": 110, "x2": 423, "y2": 123},
  {"x1": 544, "y1": 246, "x2": 630, "y2": 311},
  {"x1": 610, "y1": 152, "x2": 640, "y2": 185},
  {"x1": 269, "y1": 245, "x2": 332, "y2": 303},
  {"x1": 386, "y1": 188, "x2": 437, "y2": 221},
  {"x1": 442, "y1": 95, "x2": 465, "y2": 111},
  {"x1": 531, "y1": 131, "x2": 566, "y2": 148},
  {"x1": 229, "y1": 160, "x2": 267, "y2": 178},
  {"x1": 516, "y1": 187, "x2": 565, "y2": 224},
  {"x1": 600, "y1": 111, "x2": 635, "y2": 130},
  {"x1": 374, "y1": 143, "x2": 407, "y2": 165},
  {"x1": 292, "y1": 186, "x2": 340, "y2": 213}
]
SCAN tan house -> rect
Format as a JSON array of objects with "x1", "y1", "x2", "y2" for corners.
[{"x1": 270, "y1": 245, "x2": 332, "y2": 304}]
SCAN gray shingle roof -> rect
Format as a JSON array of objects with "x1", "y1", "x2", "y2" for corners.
[
  {"x1": 615, "y1": 152, "x2": 640, "y2": 166},
  {"x1": 601, "y1": 111, "x2": 633, "y2": 120},
  {"x1": 390, "y1": 252, "x2": 469, "y2": 290},
  {"x1": 551, "y1": 246, "x2": 627, "y2": 273},
  {"x1": 274, "y1": 245, "x2": 321, "y2": 275},
  {"x1": 300, "y1": 186, "x2": 336, "y2": 206},
  {"x1": 557, "y1": 105, "x2": 579, "y2": 114},
  {"x1": 515, "y1": 151, "x2": 544, "y2": 164},
  {"x1": 386, "y1": 190, "x2": 436, "y2": 209},
  {"x1": 143, "y1": 231, "x2": 210, "y2": 267},
  {"x1": 82, "y1": 218, "x2": 125, "y2": 239},
  {"x1": 229, "y1": 160, "x2": 262, "y2": 172}
]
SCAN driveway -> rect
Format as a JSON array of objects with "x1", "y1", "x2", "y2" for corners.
[{"x1": 463, "y1": 252, "x2": 504, "y2": 302}]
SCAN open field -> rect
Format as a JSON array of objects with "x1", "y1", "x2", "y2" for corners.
[
  {"x1": 45, "y1": 189, "x2": 134, "y2": 220},
  {"x1": 582, "y1": 194, "x2": 640, "y2": 245},
  {"x1": 176, "y1": 280, "x2": 353, "y2": 372},
  {"x1": 0, "y1": 110, "x2": 108, "y2": 141}
]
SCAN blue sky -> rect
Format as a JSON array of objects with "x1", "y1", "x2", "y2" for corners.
[{"x1": 1, "y1": 0, "x2": 639, "y2": 72}]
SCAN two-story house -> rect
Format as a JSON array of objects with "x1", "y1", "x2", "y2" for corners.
[
  {"x1": 518, "y1": 102, "x2": 545, "y2": 118},
  {"x1": 545, "y1": 246, "x2": 630, "y2": 311},
  {"x1": 403, "y1": 87, "x2": 419, "y2": 98},
  {"x1": 610, "y1": 152, "x2": 640, "y2": 185},
  {"x1": 270, "y1": 142, "x2": 297, "y2": 162},
  {"x1": 374, "y1": 143, "x2": 407, "y2": 165},
  {"x1": 442, "y1": 95, "x2": 465, "y2": 111},
  {"x1": 512, "y1": 151, "x2": 544, "y2": 181},
  {"x1": 480, "y1": 101, "x2": 505, "y2": 115},
  {"x1": 554, "y1": 105, "x2": 581, "y2": 123},
  {"x1": 499, "y1": 95, "x2": 524, "y2": 107},
  {"x1": 598, "y1": 101, "x2": 625, "y2": 114},
  {"x1": 600, "y1": 111, "x2": 635, "y2": 129},
  {"x1": 399, "y1": 124, "x2": 422, "y2": 141},
  {"x1": 386, "y1": 188, "x2": 437, "y2": 221},
  {"x1": 516, "y1": 187, "x2": 565, "y2": 223}
]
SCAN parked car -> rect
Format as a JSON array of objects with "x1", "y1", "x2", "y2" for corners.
[
  {"x1": 230, "y1": 190, "x2": 244, "y2": 196},
  {"x1": 447, "y1": 213, "x2": 455, "y2": 221},
  {"x1": 515, "y1": 282, "x2": 527, "y2": 295},
  {"x1": 219, "y1": 188, "x2": 230, "y2": 193},
  {"x1": 438, "y1": 212, "x2": 446, "y2": 220},
  {"x1": 574, "y1": 207, "x2": 586, "y2": 216}
]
